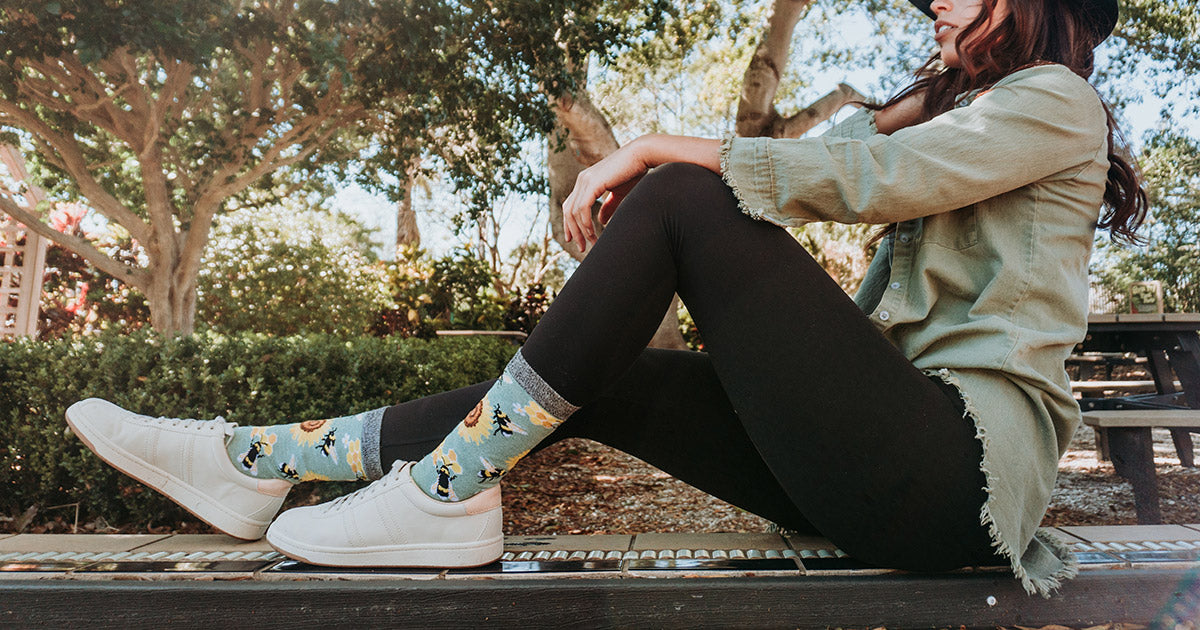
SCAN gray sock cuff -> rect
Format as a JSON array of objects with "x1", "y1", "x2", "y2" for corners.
[
  {"x1": 507, "y1": 349, "x2": 580, "y2": 420},
  {"x1": 360, "y1": 406, "x2": 386, "y2": 480}
]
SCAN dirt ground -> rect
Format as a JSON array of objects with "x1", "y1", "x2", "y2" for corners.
[{"x1": 501, "y1": 423, "x2": 1200, "y2": 535}]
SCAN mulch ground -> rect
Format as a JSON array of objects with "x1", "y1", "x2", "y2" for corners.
[{"x1": 501, "y1": 423, "x2": 1200, "y2": 535}]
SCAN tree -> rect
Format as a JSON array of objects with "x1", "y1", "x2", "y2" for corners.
[
  {"x1": 1093, "y1": 127, "x2": 1200, "y2": 312},
  {"x1": 0, "y1": 0, "x2": 390, "y2": 333}
]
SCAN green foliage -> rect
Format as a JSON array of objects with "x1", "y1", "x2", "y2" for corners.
[
  {"x1": 792, "y1": 222, "x2": 877, "y2": 296},
  {"x1": 196, "y1": 203, "x2": 390, "y2": 337},
  {"x1": 1101, "y1": 0, "x2": 1200, "y2": 116},
  {"x1": 0, "y1": 330, "x2": 517, "y2": 529},
  {"x1": 375, "y1": 249, "x2": 508, "y2": 336},
  {"x1": 1093, "y1": 127, "x2": 1200, "y2": 312}
]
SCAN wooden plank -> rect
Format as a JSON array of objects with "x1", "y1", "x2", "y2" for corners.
[
  {"x1": 1088, "y1": 313, "x2": 1120, "y2": 324},
  {"x1": 0, "y1": 534, "x2": 171, "y2": 553},
  {"x1": 0, "y1": 570, "x2": 1191, "y2": 627},
  {"x1": 1060, "y1": 524, "x2": 1200, "y2": 542},
  {"x1": 1116, "y1": 313, "x2": 1167, "y2": 323},
  {"x1": 1071, "y1": 380, "x2": 1157, "y2": 392},
  {"x1": 1082, "y1": 410, "x2": 1200, "y2": 428},
  {"x1": 1165, "y1": 313, "x2": 1200, "y2": 323}
]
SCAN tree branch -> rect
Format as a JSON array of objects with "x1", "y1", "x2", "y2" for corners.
[
  {"x1": 0, "y1": 101, "x2": 153, "y2": 244},
  {"x1": 736, "y1": 0, "x2": 815, "y2": 138},
  {"x1": 774, "y1": 83, "x2": 865, "y2": 138},
  {"x1": 0, "y1": 195, "x2": 146, "y2": 289}
]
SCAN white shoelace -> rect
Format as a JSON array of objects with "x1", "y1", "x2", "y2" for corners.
[
  {"x1": 146, "y1": 415, "x2": 228, "y2": 432},
  {"x1": 326, "y1": 461, "x2": 408, "y2": 511}
]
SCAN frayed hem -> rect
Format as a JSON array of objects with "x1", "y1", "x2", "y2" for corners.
[
  {"x1": 718, "y1": 135, "x2": 789, "y2": 228},
  {"x1": 924, "y1": 368, "x2": 1075, "y2": 598}
]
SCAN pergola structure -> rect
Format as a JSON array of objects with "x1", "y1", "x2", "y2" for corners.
[{"x1": 0, "y1": 145, "x2": 48, "y2": 339}]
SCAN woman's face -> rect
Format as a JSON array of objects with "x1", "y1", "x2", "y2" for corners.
[{"x1": 930, "y1": 0, "x2": 1010, "y2": 68}]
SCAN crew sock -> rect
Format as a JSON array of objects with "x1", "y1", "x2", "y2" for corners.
[
  {"x1": 224, "y1": 409, "x2": 386, "y2": 483},
  {"x1": 411, "y1": 350, "x2": 578, "y2": 501}
]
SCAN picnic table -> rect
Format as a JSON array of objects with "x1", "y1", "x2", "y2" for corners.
[
  {"x1": 1076, "y1": 313, "x2": 1200, "y2": 411},
  {"x1": 1074, "y1": 313, "x2": 1200, "y2": 524}
]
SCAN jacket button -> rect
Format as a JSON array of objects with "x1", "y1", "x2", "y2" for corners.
[
  {"x1": 890, "y1": 282, "x2": 901, "y2": 290},
  {"x1": 879, "y1": 311, "x2": 891, "y2": 321},
  {"x1": 898, "y1": 234, "x2": 911, "y2": 244}
]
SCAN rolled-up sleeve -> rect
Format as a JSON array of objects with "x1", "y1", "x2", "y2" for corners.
[{"x1": 719, "y1": 65, "x2": 1107, "y2": 227}]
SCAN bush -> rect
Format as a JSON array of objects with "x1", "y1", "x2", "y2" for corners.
[
  {"x1": 0, "y1": 330, "x2": 516, "y2": 531},
  {"x1": 197, "y1": 204, "x2": 391, "y2": 336}
]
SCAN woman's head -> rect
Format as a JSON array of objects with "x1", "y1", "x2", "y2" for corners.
[
  {"x1": 925, "y1": 0, "x2": 1115, "y2": 80},
  {"x1": 871, "y1": 0, "x2": 1146, "y2": 245}
]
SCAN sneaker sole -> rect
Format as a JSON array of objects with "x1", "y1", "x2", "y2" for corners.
[
  {"x1": 66, "y1": 407, "x2": 271, "y2": 541},
  {"x1": 266, "y1": 528, "x2": 504, "y2": 568}
]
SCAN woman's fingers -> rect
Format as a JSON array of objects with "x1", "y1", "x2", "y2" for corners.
[{"x1": 597, "y1": 192, "x2": 621, "y2": 226}]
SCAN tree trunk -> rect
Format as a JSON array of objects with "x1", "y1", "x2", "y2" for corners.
[
  {"x1": 144, "y1": 259, "x2": 197, "y2": 335},
  {"x1": 396, "y1": 163, "x2": 421, "y2": 254},
  {"x1": 737, "y1": 0, "x2": 816, "y2": 137}
]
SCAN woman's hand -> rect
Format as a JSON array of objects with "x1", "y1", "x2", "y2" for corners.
[
  {"x1": 561, "y1": 141, "x2": 650, "y2": 254},
  {"x1": 561, "y1": 134, "x2": 722, "y2": 254}
]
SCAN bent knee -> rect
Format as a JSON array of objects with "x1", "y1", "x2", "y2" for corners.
[{"x1": 639, "y1": 162, "x2": 724, "y2": 192}]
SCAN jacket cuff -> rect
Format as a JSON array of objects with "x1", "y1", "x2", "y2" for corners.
[
  {"x1": 720, "y1": 135, "x2": 785, "y2": 226},
  {"x1": 823, "y1": 107, "x2": 878, "y2": 140}
]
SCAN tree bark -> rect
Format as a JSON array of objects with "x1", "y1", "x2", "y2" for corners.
[
  {"x1": 737, "y1": 0, "x2": 816, "y2": 138},
  {"x1": 396, "y1": 163, "x2": 421, "y2": 254},
  {"x1": 773, "y1": 83, "x2": 866, "y2": 138}
]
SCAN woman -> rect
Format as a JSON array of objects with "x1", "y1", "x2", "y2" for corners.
[{"x1": 66, "y1": 0, "x2": 1144, "y2": 597}]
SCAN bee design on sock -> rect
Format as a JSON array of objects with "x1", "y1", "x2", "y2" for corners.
[
  {"x1": 477, "y1": 456, "x2": 505, "y2": 482},
  {"x1": 239, "y1": 430, "x2": 277, "y2": 474},
  {"x1": 278, "y1": 457, "x2": 300, "y2": 482},
  {"x1": 433, "y1": 450, "x2": 463, "y2": 501},
  {"x1": 491, "y1": 404, "x2": 527, "y2": 437},
  {"x1": 316, "y1": 428, "x2": 338, "y2": 463}
]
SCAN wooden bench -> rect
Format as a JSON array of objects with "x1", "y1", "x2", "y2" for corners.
[
  {"x1": 1066, "y1": 352, "x2": 1146, "y2": 381},
  {"x1": 1082, "y1": 410, "x2": 1200, "y2": 524},
  {"x1": 1071, "y1": 379, "x2": 1158, "y2": 395}
]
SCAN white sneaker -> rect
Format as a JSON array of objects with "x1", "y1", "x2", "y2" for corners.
[
  {"x1": 266, "y1": 461, "x2": 503, "y2": 567},
  {"x1": 65, "y1": 398, "x2": 291, "y2": 540}
]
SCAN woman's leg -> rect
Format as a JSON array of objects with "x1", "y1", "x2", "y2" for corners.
[
  {"x1": 380, "y1": 348, "x2": 818, "y2": 533},
  {"x1": 386, "y1": 162, "x2": 999, "y2": 571}
]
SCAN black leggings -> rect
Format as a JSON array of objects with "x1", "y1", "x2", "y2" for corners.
[{"x1": 380, "y1": 163, "x2": 1003, "y2": 572}]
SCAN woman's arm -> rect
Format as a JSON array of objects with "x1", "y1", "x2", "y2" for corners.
[
  {"x1": 562, "y1": 90, "x2": 926, "y2": 252},
  {"x1": 720, "y1": 65, "x2": 1107, "y2": 227},
  {"x1": 561, "y1": 135, "x2": 719, "y2": 253}
]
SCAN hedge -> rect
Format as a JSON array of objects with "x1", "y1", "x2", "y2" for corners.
[{"x1": 0, "y1": 331, "x2": 516, "y2": 530}]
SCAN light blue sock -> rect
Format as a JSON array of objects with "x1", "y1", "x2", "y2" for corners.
[
  {"x1": 410, "y1": 350, "x2": 578, "y2": 501},
  {"x1": 224, "y1": 409, "x2": 386, "y2": 483}
]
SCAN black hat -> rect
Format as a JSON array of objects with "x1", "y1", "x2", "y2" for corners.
[{"x1": 906, "y1": 0, "x2": 1119, "y2": 40}]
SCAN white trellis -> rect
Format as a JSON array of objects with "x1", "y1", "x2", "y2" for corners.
[{"x1": 0, "y1": 145, "x2": 48, "y2": 339}]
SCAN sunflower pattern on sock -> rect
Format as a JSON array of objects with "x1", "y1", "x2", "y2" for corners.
[
  {"x1": 224, "y1": 408, "x2": 386, "y2": 483},
  {"x1": 412, "y1": 350, "x2": 578, "y2": 502}
]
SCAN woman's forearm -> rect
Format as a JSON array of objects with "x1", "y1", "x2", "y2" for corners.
[{"x1": 631, "y1": 134, "x2": 722, "y2": 174}]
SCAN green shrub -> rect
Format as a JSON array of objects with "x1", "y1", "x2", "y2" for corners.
[
  {"x1": 0, "y1": 330, "x2": 516, "y2": 531},
  {"x1": 197, "y1": 204, "x2": 391, "y2": 337}
]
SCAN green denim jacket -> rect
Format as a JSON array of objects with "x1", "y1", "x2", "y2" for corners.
[{"x1": 720, "y1": 64, "x2": 1110, "y2": 597}]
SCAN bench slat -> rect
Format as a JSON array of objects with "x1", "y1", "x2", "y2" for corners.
[{"x1": 1082, "y1": 410, "x2": 1200, "y2": 428}]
